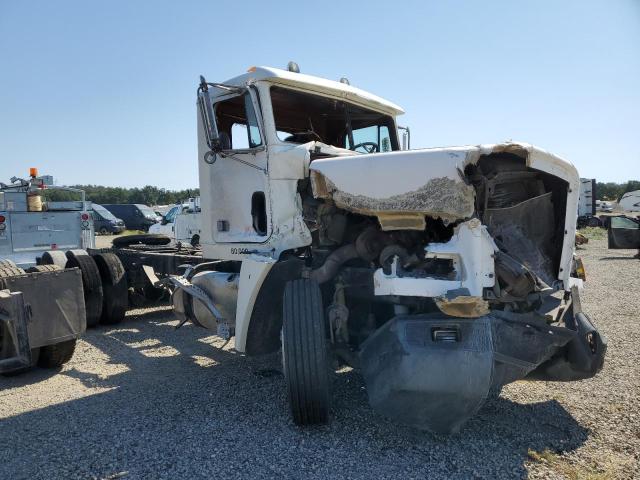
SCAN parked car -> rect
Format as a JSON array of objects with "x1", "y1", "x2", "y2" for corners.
[
  {"x1": 149, "y1": 198, "x2": 201, "y2": 245},
  {"x1": 596, "y1": 200, "x2": 614, "y2": 213},
  {"x1": 102, "y1": 204, "x2": 158, "y2": 231},
  {"x1": 92, "y1": 203, "x2": 125, "y2": 235}
]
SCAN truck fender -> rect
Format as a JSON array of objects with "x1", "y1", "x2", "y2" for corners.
[{"x1": 234, "y1": 256, "x2": 276, "y2": 353}]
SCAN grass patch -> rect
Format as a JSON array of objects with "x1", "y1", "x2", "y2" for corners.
[
  {"x1": 527, "y1": 449, "x2": 612, "y2": 480},
  {"x1": 578, "y1": 226, "x2": 607, "y2": 240}
]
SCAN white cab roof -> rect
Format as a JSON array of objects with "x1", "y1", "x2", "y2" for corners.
[{"x1": 221, "y1": 66, "x2": 405, "y2": 117}]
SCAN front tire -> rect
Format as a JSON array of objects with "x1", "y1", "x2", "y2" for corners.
[{"x1": 282, "y1": 279, "x2": 330, "y2": 425}]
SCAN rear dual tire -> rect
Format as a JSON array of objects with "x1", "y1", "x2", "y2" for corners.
[
  {"x1": 42, "y1": 250, "x2": 128, "y2": 327},
  {"x1": 93, "y1": 253, "x2": 128, "y2": 325},
  {"x1": 282, "y1": 279, "x2": 331, "y2": 425},
  {"x1": 64, "y1": 252, "x2": 103, "y2": 328}
]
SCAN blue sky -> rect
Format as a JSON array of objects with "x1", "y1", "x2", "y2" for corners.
[{"x1": 1, "y1": 0, "x2": 638, "y2": 189}]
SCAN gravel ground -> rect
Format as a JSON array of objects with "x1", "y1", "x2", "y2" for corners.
[{"x1": 0, "y1": 236, "x2": 638, "y2": 479}]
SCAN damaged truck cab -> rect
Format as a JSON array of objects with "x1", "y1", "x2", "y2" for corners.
[{"x1": 168, "y1": 65, "x2": 606, "y2": 433}]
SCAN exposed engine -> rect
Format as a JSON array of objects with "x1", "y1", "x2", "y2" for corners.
[{"x1": 300, "y1": 150, "x2": 566, "y2": 348}]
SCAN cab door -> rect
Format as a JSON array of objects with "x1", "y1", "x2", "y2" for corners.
[
  {"x1": 206, "y1": 89, "x2": 270, "y2": 244},
  {"x1": 608, "y1": 215, "x2": 640, "y2": 249}
]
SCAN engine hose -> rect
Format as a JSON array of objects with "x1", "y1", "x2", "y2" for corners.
[{"x1": 309, "y1": 244, "x2": 359, "y2": 284}]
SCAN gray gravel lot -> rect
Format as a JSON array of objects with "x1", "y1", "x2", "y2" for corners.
[{"x1": 1, "y1": 236, "x2": 638, "y2": 479}]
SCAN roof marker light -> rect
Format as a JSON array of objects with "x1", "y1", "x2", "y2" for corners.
[
  {"x1": 339, "y1": 77, "x2": 350, "y2": 85},
  {"x1": 287, "y1": 61, "x2": 300, "y2": 73},
  {"x1": 247, "y1": 66, "x2": 256, "y2": 72}
]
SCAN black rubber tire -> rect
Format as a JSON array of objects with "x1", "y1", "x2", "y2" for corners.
[
  {"x1": 66, "y1": 254, "x2": 103, "y2": 327},
  {"x1": 0, "y1": 259, "x2": 17, "y2": 268},
  {"x1": 26, "y1": 264, "x2": 62, "y2": 273},
  {"x1": 41, "y1": 250, "x2": 69, "y2": 268},
  {"x1": 99, "y1": 227, "x2": 109, "y2": 235},
  {"x1": 65, "y1": 249, "x2": 89, "y2": 259},
  {"x1": 190, "y1": 234, "x2": 200, "y2": 247},
  {"x1": 92, "y1": 253, "x2": 128, "y2": 324},
  {"x1": 113, "y1": 234, "x2": 171, "y2": 248},
  {"x1": 282, "y1": 278, "x2": 330, "y2": 425},
  {"x1": 38, "y1": 340, "x2": 77, "y2": 368}
]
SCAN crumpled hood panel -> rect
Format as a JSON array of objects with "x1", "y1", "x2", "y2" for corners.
[{"x1": 310, "y1": 148, "x2": 476, "y2": 229}]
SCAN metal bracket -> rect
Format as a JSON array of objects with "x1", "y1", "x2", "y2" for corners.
[{"x1": 165, "y1": 275, "x2": 224, "y2": 323}]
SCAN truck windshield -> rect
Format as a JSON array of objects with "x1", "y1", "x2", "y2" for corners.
[
  {"x1": 93, "y1": 204, "x2": 117, "y2": 221},
  {"x1": 137, "y1": 205, "x2": 157, "y2": 218},
  {"x1": 270, "y1": 86, "x2": 398, "y2": 153}
]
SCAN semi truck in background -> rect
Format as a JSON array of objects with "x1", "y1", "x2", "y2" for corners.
[
  {"x1": 0, "y1": 169, "x2": 95, "y2": 267},
  {"x1": 0, "y1": 170, "x2": 128, "y2": 375}
]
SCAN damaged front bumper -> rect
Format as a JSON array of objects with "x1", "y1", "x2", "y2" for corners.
[{"x1": 359, "y1": 310, "x2": 606, "y2": 434}]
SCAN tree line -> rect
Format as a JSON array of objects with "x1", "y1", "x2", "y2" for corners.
[
  {"x1": 596, "y1": 180, "x2": 640, "y2": 201},
  {"x1": 43, "y1": 184, "x2": 199, "y2": 206}
]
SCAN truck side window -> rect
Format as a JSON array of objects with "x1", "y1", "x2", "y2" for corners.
[
  {"x1": 215, "y1": 92, "x2": 262, "y2": 150},
  {"x1": 164, "y1": 206, "x2": 178, "y2": 223},
  {"x1": 611, "y1": 216, "x2": 639, "y2": 229}
]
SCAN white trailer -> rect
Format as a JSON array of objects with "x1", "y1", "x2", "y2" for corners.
[
  {"x1": 578, "y1": 178, "x2": 596, "y2": 217},
  {"x1": 0, "y1": 171, "x2": 128, "y2": 375}
]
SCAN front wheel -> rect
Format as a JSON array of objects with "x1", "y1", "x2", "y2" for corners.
[{"x1": 282, "y1": 279, "x2": 331, "y2": 425}]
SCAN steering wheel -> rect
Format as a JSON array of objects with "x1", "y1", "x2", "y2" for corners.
[{"x1": 351, "y1": 141, "x2": 379, "y2": 153}]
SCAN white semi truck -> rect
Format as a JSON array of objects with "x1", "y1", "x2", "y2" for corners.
[{"x1": 129, "y1": 64, "x2": 606, "y2": 433}]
